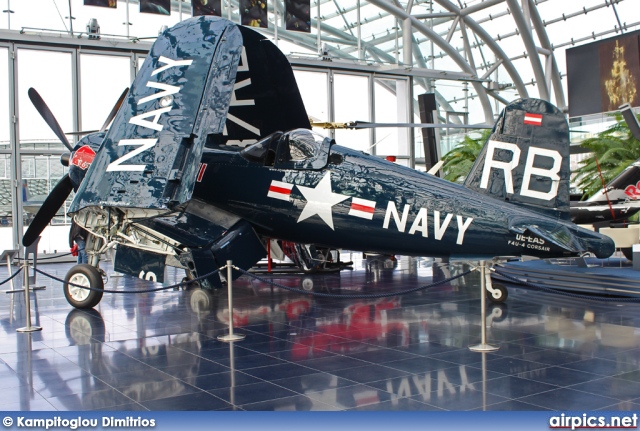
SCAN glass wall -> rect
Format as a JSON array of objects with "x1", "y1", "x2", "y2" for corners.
[
  {"x1": 333, "y1": 73, "x2": 370, "y2": 152},
  {"x1": 293, "y1": 70, "x2": 329, "y2": 137},
  {"x1": 17, "y1": 48, "x2": 73, "y2": 151},
  {"x1": 0, "y1": 46, "x2": 8, "y2": 153},
  {"x1": 80, "y1": 53, "x2": 132, "y2": 131},
  {"x1": 373, "y1": 77, "x2": 410, "y2": 163},
  {"x1": 0, "y1": 47, "x2": 12, "y2": 249}
]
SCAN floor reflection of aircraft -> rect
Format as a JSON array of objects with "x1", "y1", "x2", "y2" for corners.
[{"x1": 288, "y1": 298, "x2": 407, "y2": 359}]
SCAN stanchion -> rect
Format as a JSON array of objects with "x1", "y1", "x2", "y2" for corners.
[
  {"x1": 469, "y1": 260, "x2": 498, "y2": 352},
  {"x1": 17, "y1": 261, "x2": 42, "y2": 333},
  {"x1": 217, "y1": 260, "x2": 245, "y2": 342}
]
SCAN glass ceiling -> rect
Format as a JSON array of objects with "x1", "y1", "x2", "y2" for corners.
[{"x1": 1, "y1": 0, "x2": 637, "y2": 124}]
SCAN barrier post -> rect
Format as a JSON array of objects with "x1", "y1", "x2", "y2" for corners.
[
  {"x1": 17, "y1": 261, "x2": 42, "y2": 333},
  {"x1": 217, "y1": 260, "x2": 245, "y2": 342},
  {"x1": 469, "y1": 261, "x2": 498, "y2": 352}
]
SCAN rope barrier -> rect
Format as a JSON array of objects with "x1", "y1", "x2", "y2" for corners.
[
  {"x1": 234, "y1": 266, "x2": 473, "y2": 299},
  {"x1": 0, "y1": 267, "x2": 23, "y2": 286},
  {"x1": 33, "y1": 267, "x2": 221, "y2": 294},
  {"x1": 8, "y1": 260, "x2": 637, "y2": 304},
  {"x1": 16, "y1": 252, "x2": 73, "y2": 261},
  {"x1": 492, "y1": 267, "x2": 640, "y2": 303}
]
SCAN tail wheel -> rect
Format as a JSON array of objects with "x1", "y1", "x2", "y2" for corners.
[
  {"x1": 487, "y1": 282, "x2": 508, "y2": 304},
  {"x1": 64, "y1": 264, "x2": 104, "y2": 309}
]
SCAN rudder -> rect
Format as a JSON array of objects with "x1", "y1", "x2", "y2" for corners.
[{"x1": 464, "y1": 98, "x2": 571, "y2": 219}]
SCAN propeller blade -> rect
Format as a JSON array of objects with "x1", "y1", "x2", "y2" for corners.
[
  {"x1": 65, "y1": 130, "x2": 99, "y2": 136},
  {"x1": 100, "y1": 87, "x2": 129, "y2": 132},
  {"x1": 27, "y1": 88, "x2": 74, "y2": 151},
  {"x1": 22, "y1": 174, "x2": 73, "y2": 247}
]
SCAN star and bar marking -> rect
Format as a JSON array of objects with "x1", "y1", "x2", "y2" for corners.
[{"x1": 267, "y1": 172, "x2": 376, "y2": 229}]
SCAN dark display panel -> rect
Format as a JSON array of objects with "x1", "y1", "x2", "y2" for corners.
[{"x1": 567, "y1": 30, "x2": 640, "y2": 117}]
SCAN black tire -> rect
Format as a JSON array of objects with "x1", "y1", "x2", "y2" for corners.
[
  {"x1": 487, "y1": 282, "x2": 508, "y2": 303},
  {"x1": 622, "y1": 248, "x2": 633, "y2": 261},
  {"x1": 64, "y1": 264, "x2": 104, "y2": 309}
]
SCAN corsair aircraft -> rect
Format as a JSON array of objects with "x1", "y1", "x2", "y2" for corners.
[{"x1": 22, "y1": 16, "x2": 614, "y2": 309}]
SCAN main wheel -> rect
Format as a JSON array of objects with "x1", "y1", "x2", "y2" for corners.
[
  {"x1": 487, "y1": 282, "x2": 508, "y2": 303},
  {"x1": 64, "y1": 264, "x2": 104, "y2": 309}
]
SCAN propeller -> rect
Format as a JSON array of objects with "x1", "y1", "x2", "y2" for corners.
[
  {"x1": 100, "y1": 88, "x2": 128, "y2": 132},
  {"x1": 23, "y1": 175, "x2": 73, "y2": 247},
  {"x1": 22, "y1": 87, "x2": 128, "y2": 247},
  {"x1": 41, "y1": 88, "x2": 128, "y2": 138},
  {"x1": 27, "y1": 88, "x2": 74, "y2": 152}
]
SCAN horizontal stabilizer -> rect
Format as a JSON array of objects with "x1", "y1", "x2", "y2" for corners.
[{"x1": 509, "y1": 219, "x2": 614, "y2": 258}]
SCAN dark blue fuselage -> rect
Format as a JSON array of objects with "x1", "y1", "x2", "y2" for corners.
[{"x1": 194, "y1": 144, "x2": 614, "y2": 259}]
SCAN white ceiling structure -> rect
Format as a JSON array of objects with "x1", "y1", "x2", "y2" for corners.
[{"x1": 2, "y1": 0, "x2": 638, "y2": 124}]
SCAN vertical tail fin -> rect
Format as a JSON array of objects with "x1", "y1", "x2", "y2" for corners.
[{"x1": 464, "y1": 98, "x2": 571, "y2": 219}]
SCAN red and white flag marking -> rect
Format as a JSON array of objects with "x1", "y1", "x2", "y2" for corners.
[
  {"x1": 524, "y1": 112, "x2": 543, "y2": 126},
  {"x1": 348, "y1": 197, "x2": 376, "y2": 220},
  {"x1": 268, "y1": 180, "x2": 294, "y2": 201},
  {"x1": 196, "y1": 163, "x2": 207, "y2": 182}
]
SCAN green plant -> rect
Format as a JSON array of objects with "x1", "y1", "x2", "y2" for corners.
[
  {"x1": 441, "y1": 129, "x2": 491, "y2": 183},
  {"x1": 574, "y1": 113, "x2": 640, "y2": 198}
]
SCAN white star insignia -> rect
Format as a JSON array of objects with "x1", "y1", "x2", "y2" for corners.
[{"x1": 296, "y1": 172, "x2": 349, "y2": 230}]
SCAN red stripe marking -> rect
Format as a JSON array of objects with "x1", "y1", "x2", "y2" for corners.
[
  {"x1": 269, "y1": 185, "x2": 292, "y2": 195},
  {"x1": 196, "y1": 163, "x2": 207, "y2": 182},
  {"x1": 351, "y1": 203, "x2": 375, "y2": 213}
]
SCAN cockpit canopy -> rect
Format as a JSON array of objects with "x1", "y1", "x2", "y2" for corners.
[{"x1": 240, "y1": 129, "x2": 331, "y2": 170}]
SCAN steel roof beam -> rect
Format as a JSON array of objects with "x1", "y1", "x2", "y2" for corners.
[
  {"x1": 505, "y1": 0, "x2": 549, "y2": 100},
  {"x1": 434, "y1": 0, "x2": 528, "y2": 98},
  {"x1": 527, "y1": 0, "x2": 566, "y2": 109},
  {"x1": 367, "y1": 0, "x2": 494, "y2": 123},
  {"x1": 459, "y1": 0, "x2": 506, "y2": 15}
]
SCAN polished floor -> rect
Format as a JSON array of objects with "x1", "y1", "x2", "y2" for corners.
[{"x1": 0, "y1": 255, "x2": 639, "y2": 411}]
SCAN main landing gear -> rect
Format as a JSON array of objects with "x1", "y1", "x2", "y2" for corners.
[{"x1": 63, "y1": 264, "x2": 104, "y2": 309}]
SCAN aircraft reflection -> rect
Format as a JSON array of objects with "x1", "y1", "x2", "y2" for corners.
[{"x1": 2, "y1": 260, "x2": 640, "y2": 411}]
